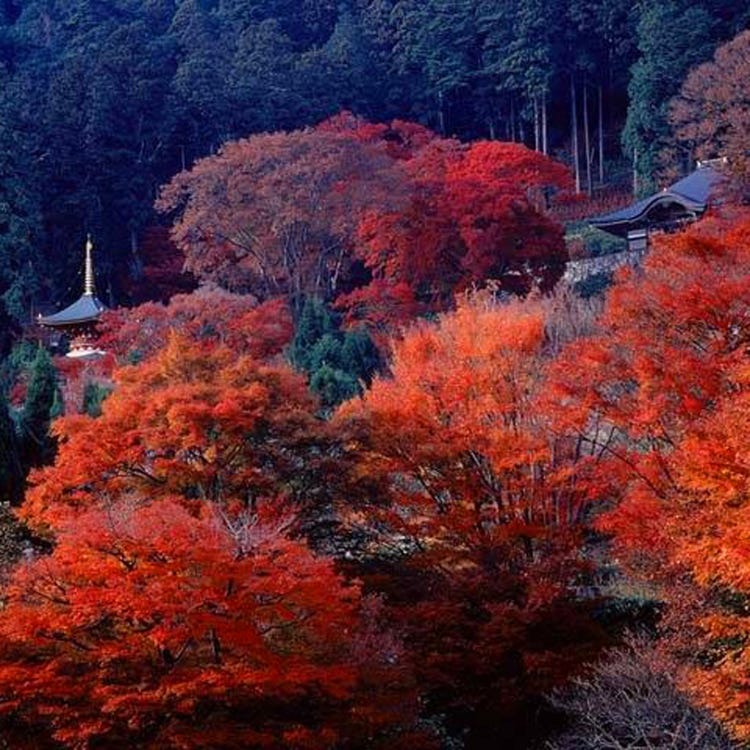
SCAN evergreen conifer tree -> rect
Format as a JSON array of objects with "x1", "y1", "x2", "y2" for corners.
[
  {"x1": 0, "y1": 391, "x2": 22, "y2": 504},
  {"x1": 20, "y1": 347, "x2": 58, "y2": 468},
  {"x1": 288, "y1": 298, "x2": 380, "y2": 408},
  {"x1": 288, "y1": 297, "x2": 339, "y2": 373},
  {"x1": 622, "y1": 1, "x2": 713, "y2": 192}
]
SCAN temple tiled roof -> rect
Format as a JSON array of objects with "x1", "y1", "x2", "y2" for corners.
[
  {"x1": 589, "y1": 165, "x2": 723, "y2": 235},
  {"x1": 38, "y1": 293, "x2": 106, "y2": 327},
  {"x1": 38, "y1": 236, "x2": 107, "y2": 328}
]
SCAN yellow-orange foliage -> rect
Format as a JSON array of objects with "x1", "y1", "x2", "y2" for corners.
[
  {"x1": 336, "y1": 294, "x2": 606, "y2": 740},
  {"x1": 340, "y1": 294, "x2": 589, "y2": 558}
]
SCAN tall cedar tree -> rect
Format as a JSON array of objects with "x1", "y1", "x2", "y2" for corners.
[
  {"x1": 0, "y1": 391, "x2": 22, "y2": 504},
  {"x1": 19, "y1": 347, "x2": 57, "y2": 469},
  {"x1": 621, "y1": 0, "x2": 713, "y2": 190}
]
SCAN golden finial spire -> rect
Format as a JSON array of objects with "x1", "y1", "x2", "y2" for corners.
[{"x1": 84, "y1": 234, "x2": 95, "y2": 296}]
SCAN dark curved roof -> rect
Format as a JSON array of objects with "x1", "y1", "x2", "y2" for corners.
[
  {"x1": 38, "y1": 293, "x2": 106, "y2": 327},
  {"x1": 589, "y1": 165, "x2": 722, "y2": 236}
]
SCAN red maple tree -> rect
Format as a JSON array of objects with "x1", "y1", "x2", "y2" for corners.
[
  {"x1": 3, "y1": 332, "x2": 429, "y2": 748},
  {"x1": 336, "y1": 131, "x2": 571, "y2": 326},
  {"x1": 0, "y1": 493, "x2": 432, "y2": 748},
  {"x1": 546, "y1": 210, "x2": 750, "y2": 738},
  {"x1": 157, "y1": 115, "x2": 572, "y2": 332}
]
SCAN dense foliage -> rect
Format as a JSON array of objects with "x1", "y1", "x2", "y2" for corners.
[
  {"x1": 0, "y1": 0, "x2": 746, "y2": 324},
  {"x1": 670, "y1": 29, "x2": 750, "y2": 188},
  {"x1": 4, "y1": 205, "x2": 748, "y2": 747},
  {"x1": 158, "y1": 116, "x2": 571, "y2": 326},
  {"x1": 0, "y1": 4, "x2": 750, "y2": 749},
  {"x1": 288, "y1": 298, "x2": 380, "y2": 408}
]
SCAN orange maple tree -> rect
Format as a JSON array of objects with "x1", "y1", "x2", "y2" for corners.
[
  {"x1": 98, "y1": 287, "x2": 293, "y2": 365},
  {"x1": 545, "y1": 213, "x2": 750, "y2": 522},
  {"x1": 662, "y1": 356, "x2": 750, "y2": 730},
  {"x1": 336, "y1": 294, "x2": 606, "y2": 744},
  {"x1": 24, "y1": 332, "x2": 329, "y2": 530},
  {"x1": 0, "y1": 332, "x2": 428, "y2": 748}
]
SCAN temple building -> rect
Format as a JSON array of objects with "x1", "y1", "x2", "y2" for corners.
[
  {"x1": 589, "y1": 162, "x2": 723, "y2": 252},
  {"x1": 38, "y1": 236, "x2": 106, "y2": 358}
]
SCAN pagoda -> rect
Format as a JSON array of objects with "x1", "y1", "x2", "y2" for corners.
[{"x1": 38, "y1": 236, "x2": 106, "y2": 358}]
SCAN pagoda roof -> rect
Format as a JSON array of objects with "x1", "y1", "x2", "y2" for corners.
[
  {"x1": 589, "y1": 164, "x2": 723, "y2": 237},
  {"x1": 38, "y1": 293, "x2": 106, "y2": 327}
]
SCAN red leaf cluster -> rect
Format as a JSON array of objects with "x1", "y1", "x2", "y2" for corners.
[
  {"x1": 545, "y1": 209, "x2": 750, "y2": 737},
  {"x1": 3, "y1": 332, "x2": 427, "y2": 747},
  {"x1": 10, "y1": 117, "x2": 750, "y2": 747},
  {"x1": 157, "y1": 115, "x2": 571, "y2": 332},
  {"x1": 335, "y1": 293, "x2": 607, "y2": 739}
]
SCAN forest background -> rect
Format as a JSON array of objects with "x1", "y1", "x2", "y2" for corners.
[{"x1": 0, "y1": 0, "x2": 747, "y2": 329}]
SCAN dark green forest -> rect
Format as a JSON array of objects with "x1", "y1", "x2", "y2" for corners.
[{"x1": 0, "y1": 0, "x2": 747, "y2": 340}]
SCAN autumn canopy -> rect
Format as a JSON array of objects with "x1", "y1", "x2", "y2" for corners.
[{"x1": 0, "y1": 107, "x2": 748, "y2": 750}]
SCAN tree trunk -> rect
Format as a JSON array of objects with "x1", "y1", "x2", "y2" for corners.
[
  {"x1": 437, "y1": 90, "x2": 446, "y2": 135},
  {"x1": 633, "y1": 147, "x2": 639, "y2": 196},
  {"x1": 533, "y1": 93, "x2": 540, "y2": 152},
  {"x1": 542, "y1": 90, "x2": 548, "y2": 155},
  {"x1": 583, "y1": 80, "x2": 592, "y2": 194},
  {"x1": 598, "y1": 84, "x2": 604, "y2": 184},
  {"x1": 570, "y1": 74, "x2": 581, "y2": 194},
  {"x1": 130, "y1": 228, "x2": 143, "y2": 280}
]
